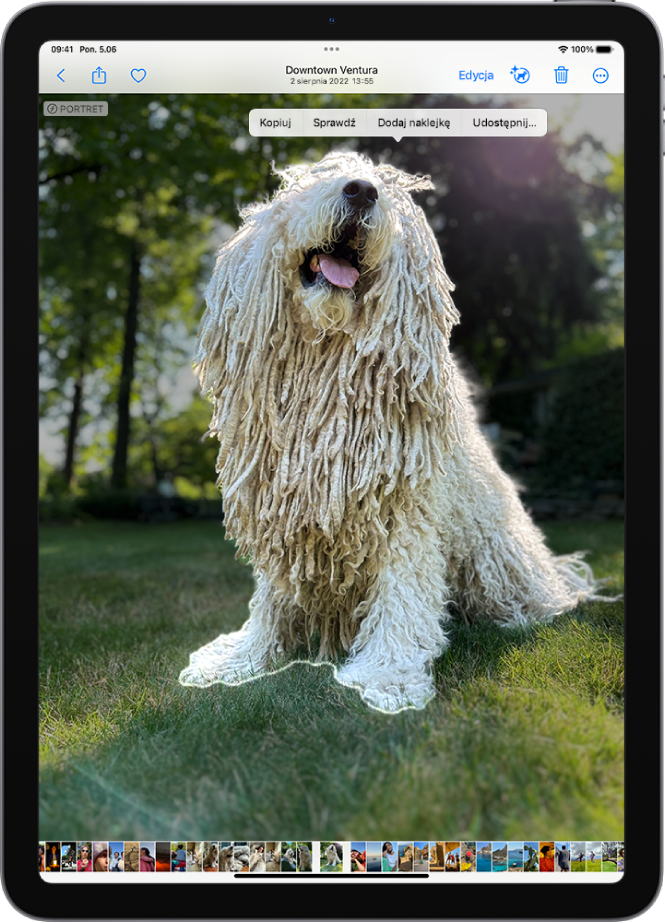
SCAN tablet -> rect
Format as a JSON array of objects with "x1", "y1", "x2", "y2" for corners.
[{"x1": 2, "y1": 1, "x2": 661, "y2": 919}]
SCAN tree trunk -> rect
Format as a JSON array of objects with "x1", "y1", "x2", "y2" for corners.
[
  {"x1": 62, "y1": 366, "x2": 85, "y2": 488},
  {"x1": 111, "y1": 241, "x2": 141, "y2": 488},
  {"x1": 62, "y1": 309, "x2": 94, "y2": 488},
  {"x1": 142, "y1": 411, "x2": 163, "y2": 488},
  {"x1": 62, "y1": 235, "x2": 96, "y2": 489}
]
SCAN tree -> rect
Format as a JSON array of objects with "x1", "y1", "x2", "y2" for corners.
[
  {"x1": 39, "y1": 92, "x2": 404, "y2": 487},
  {"x1": 39, "y1": 186, "x2": 125, "y2": 488}
]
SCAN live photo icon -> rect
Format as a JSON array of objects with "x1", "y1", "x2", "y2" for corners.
[{"x1": 554, "y1": 66, "x2": 568, "y2": 84}]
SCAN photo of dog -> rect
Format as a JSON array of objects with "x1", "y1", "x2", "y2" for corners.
[
  {"x1": 232, "y1": 842, "x2": 250, "y2": 872},
  {"x1": 218, "y1": 843, "x2": 233, "y2": 872},
  {"x1": 326, "y1": 843, "x2": 341, "y2": 867},
  {"x1": 202, "y1": 841, "x2": 218, "y2": 871},
  {"x1": 297, "y1": 842, "x2": 313, "y2": 872},
  {"x1": 281, "y1": 843, "x2": 297, "y2": 871},
  {"x1": 179, "y1": 150, "x2": 616, "y2": 713},
  {"x1": 320, "y1": 841, "x2": 343, "y2": 872}
]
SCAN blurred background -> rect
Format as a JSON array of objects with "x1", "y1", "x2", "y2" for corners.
[{"x1": 39, "y1": 91, "x2": 624, "y2": 524}]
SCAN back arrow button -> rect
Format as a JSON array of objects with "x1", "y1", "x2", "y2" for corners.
[{"x1": 57, "y1": 69, "x2": 65, "y2": 82}]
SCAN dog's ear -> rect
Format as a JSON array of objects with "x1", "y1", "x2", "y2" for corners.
[
  {"x1": 354, "y1": 183, "x2": 463, "y2": 456},
  {"x1": 366, "y1": 200, "x2": 460, "y2": 397},
  {"x1": 196, "y1": 211, "x2": 287, "y2": 389},
  {"x1": 194, "y1": 210, "x2": 288, "y2": 485}
]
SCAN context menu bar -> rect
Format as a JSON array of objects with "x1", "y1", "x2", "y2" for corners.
[{"x1": 249, "y1": 109, "x2": 548, "y2": 140}]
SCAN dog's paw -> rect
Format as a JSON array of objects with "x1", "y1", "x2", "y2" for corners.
[
  {"x1": 335, "y1": 664, "x2": 435, "y2": 713},
  {"x1": 178, "y1": 661, "x2": 258, "y2": 687},
  {"x1": 179, "y1": 656, "x2": 261, "y2": 687},
  {"x1": 360, "y1": 680, "x2": 435, "y2": 713},
  {"x1": 178, "y1": 662, "x2": 218, "y2": 687},
  {"x1": 179, "y1": 641, "x2": 266, "y2": 687}
]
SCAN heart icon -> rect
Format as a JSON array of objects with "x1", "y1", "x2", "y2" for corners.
[{"x1": 131, "y1": 69, "x2": 147, "y2": 83}]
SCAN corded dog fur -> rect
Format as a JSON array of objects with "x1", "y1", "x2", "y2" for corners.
[{"x1": 179, "y1": 151, "x2": 612, "y2": 713}]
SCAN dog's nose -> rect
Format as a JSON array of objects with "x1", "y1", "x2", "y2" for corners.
[{"x1": 343, "y1": 180, "x2": 378, "y2": 209}]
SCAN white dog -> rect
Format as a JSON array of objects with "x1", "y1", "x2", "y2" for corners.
[
  {"x1": 202, "y1": 842, "x2": 218, "y2": 870},
  {"x1": 298, "y1": 844, "x2": 313, "y2": 872},
  {"x1": 232, "y1": 844, "x2": 249, "y2": 871},
  {"x1": 324, "y1": 843, "x2": 341, "y2": 868},
  {"x1": 179, "y1": 151, "x2": 611, "y2": 713},
  {"x1": 218, "y1": 844, "x2": 233, "y2": 872}
]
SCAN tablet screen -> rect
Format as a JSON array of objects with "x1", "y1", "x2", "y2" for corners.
[{"x1": 38, "y1": 38, "x2": 624, "y2": 883}]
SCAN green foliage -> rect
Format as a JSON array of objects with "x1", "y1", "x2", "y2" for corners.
[
  {"x1": 606, "y1": 151, "x2": 624, "y2": 200},
  {"x1": 39, "y1": 458, "x2": 81, "y2": 521},
  {"x1": 538, "y1": 348, "x2": 624, "y2": 489},
  {"x1": 39, "y1": 417, "x2": 222, "y2": 521},
  {"x1": 128, "y1": 396, "x2": 220, "y2": 491},
  {"x1": 39, "y1": 455, "x2": 55, "y2": 498},
  {"x1": 75, "y1": 486, "x2": 143, "y2": 520},
  {"x1": 486, "y1": 389, "x2": 538, "y2": 439},
  {"x1": 39, "y1": 494, "x2": 80, "y2": 524},
  {"x1": 578, "y1": 147, "x2": 624, "y2": 347},
  {"x1": 170, "y1": 477, "x2": 218, "y2": 501}
]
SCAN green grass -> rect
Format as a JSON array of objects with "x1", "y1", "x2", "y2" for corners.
[
  {"x1": 39, "y1": 519, "x2": 624, "y2": 841},
  {"x1": 587, "y1": 859, "x2": 602, "y2": 872},
  {"x1": 571, "y1": 860, "x2": 586, "y2": 872}
]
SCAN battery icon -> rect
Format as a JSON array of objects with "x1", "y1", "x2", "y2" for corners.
[
  {"x1": 554, "y1": 65, "x2": 569, "y2": 84},
  {"x1": 596, "y1": 46, "x2": 613, "y2": 53}
]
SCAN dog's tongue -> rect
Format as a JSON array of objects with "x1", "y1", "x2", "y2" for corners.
[{"x1": 319, "y1": 255, "x2": 359, "y2": 289}]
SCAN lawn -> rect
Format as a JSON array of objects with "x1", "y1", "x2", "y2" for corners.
[{"x1": 39, "y1": 519, "x2": 624, "y2": 841}]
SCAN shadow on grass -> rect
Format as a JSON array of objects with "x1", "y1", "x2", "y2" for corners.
[
  {"x1": 40, "y1": 596, "x2": 624, "y2": 841},
  {"x1": 40, "y1": 658, "x2": 432, "y2": 839},
  {"x1": 436, "y1": 598, "x2": 624, "y2": 707},
  {"x1": 39, "y1": 520, "x2": 624, "y2": 841}
]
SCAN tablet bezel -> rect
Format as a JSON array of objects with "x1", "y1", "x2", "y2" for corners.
[{"x1": 3, "y1": 2, "x2": 661, "y2": 919}]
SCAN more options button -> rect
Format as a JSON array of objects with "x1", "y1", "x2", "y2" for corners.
[{"x1": 43, "y1": 101, "x2": 109, "y2": 117}]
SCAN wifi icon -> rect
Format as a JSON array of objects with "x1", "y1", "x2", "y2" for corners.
[{"x1": 559, "y1": 45, "x2": 569, "y2": 53}]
